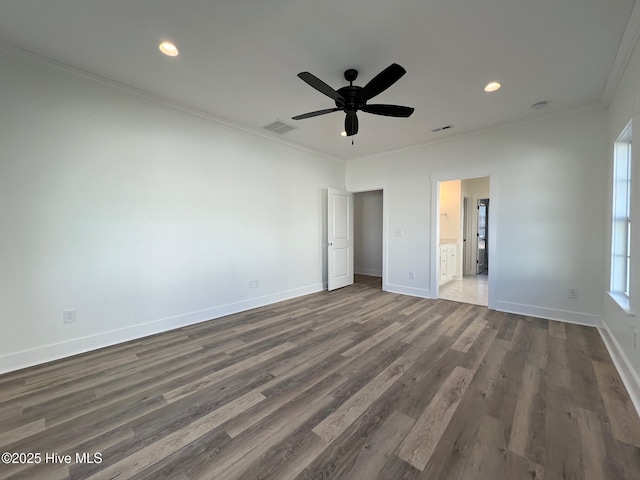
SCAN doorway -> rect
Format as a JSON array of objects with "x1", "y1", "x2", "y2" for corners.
[
  {"x1": 354, "y1": 190, "x2": 383, "y2": 289},
  {"x1": 436, "y1": 176, "x2": 490, "y2": 306},
  {"x1": 476, "y1": 198, "x2": 489, "y2": 275}
]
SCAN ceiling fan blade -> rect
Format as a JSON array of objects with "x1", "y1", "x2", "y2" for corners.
[
  {"x1": 292, "y1": 108, "x2": 341, "y2": 120},
  {"x1": 297, "y1": 72, "x2": 345, "y2": 102},
  {"x1": 345, "y1": 112, "x2": 359, "y2": 136},
  {"x1": 361, "y1": 104, "x2": 415, "y2": 117},
  {"x1": 361, "y1": 64, "x2": 406, "y2": 101}
]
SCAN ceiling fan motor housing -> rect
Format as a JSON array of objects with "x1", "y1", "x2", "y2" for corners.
[{"x1": 336, "y1": 86, "x2": 365, "y2": 113}]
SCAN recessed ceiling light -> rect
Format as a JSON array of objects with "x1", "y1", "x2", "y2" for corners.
[
  {"x1": 484, "y1": 81, "x2": 501, "y2": 92},
  {"x1": 158, "y1": 41, "x2": 179, "y2": 57}
]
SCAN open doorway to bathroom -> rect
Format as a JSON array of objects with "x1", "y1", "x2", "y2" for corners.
[{"x1": 438, "y1": 176, "x2": 490, "y2": 306}]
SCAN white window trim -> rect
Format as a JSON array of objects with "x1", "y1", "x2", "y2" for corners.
[
  {"x1": 608, "y1": 291, "x2": 632, "y2": 315},
  {"x1": 609, "y1": 121, "x2": 633, "y2": 313}
]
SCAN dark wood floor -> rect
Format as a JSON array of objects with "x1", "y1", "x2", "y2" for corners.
[{"x1": 2, "y1": 275, "x2": 640, "y2": 479}]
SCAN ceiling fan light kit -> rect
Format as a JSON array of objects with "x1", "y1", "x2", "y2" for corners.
[{"x1": 292, "y1": 63, "x2": 415, "y2": 137}]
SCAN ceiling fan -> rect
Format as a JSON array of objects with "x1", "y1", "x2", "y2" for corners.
[{"x1": 292, "y1": 63, "x2": 415, "y2": 137}]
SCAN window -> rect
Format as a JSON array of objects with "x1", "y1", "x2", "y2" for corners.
[{"x1": 611, "y1": 122, "x2": 632, "y2": 301}]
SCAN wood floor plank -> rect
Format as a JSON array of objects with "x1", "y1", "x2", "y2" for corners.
[
  {"x1": 265, "y1": 333, "x2": 354, "y2": 382},
  {"x1": 223, "y1": 319, "x2": 313, "y2": 354},
  {"x1": 544, "y1": 383, "x2": 583, "y2": 478},
  {"x1": 400, "y1": 299, "x2": 437, "y2": 317},
  {"x1": 340, "y1": 321, "x2": 404, "y2": 358},
  {"x1": 458, "y1": 414, "x2": 507, "y2": 480},
  {"x1": 0, "y1": 418, "x2": 45, "y2": 448},
  {"x1": 2, "y1": 275, "x2": 640, "y2": 479},
  {"x1": 450, "y1": 317, "x2": 488, "y2": 353},
  {"x1": 244, "y1": 429, "x2": 328, "y2": 480},
  {"x1": 458, "y1": 324, "x2": 499, "y2": 373},
  {"x1": 85, "y1": 390, "x2": 265, "y2": 480},
  {"x1": 593, "y1": 360, "x2": 640, "y2": 447},
  {"x1": 378, "y1": 455, "x2": 421, "y2": 480},
  {"x1": 527, "y1": 325, "x2": 549, "y2": 370},
  {"x1": 190, "y1": 383, "x2": 339, "y2": 479},
  {"x1": 396, "y1": 347, "x2": 466, "y2": 419},
  {"x1": 225, "y1": 361, "x2": 347, "y2": 438},
  {"x1": 482, "y1": 347, "x2": 525, "y2": 430},
  {"x1": 296, "y1": 375, "x2": 410, "y2": 480},
  {"x1": 494, "y1": 313, "x2": 519, "y2": 341},
  {"x1": 330, "y1": 330, "x2": 409, "y2": 402},
  {"x1": 162, "y1": 342, "x2": 297, "y2": 403},
  {"x1": 548, "y1": 320, "x2": 567, "y2": 339},
  {"x1": 566, "y1": 343, "x2": 605, "y2": 413},
  {"x1": 417, "y1": 383, "x2": 495, "y2": 479},
  {"x1": 344, "y1": 410, "x2": 415, "y2": 480},
  {"x1": 401, "y1": 313, "x2": 443, "y2": 345},
  {"x1": 312, "y1": 356, "x2": 414, "y2": 443},
  {"x1": 508, "y1": 363, "x2": 541, "y2": 457},
  {"x1": 468, "y1": 337, "x2": 510, "y2": 396},
  {"x1": 567, "y1": 322, "x2": 612, "y2": 363},
  {"x1": 575, "y1": 406, "x2": 608, "y2": 480},
  {"x1": 438, "y1": 303, "x2": 475, "y2": 336},
  {"x1": 546, "y1": 335, "x2": 573, "y2": 389},
  {"x1": 504, "y1": 451, "x2": 545, "y2": 480},
  {"x1": 396, "y1": 366, "x2": 474, "y2": 471}
]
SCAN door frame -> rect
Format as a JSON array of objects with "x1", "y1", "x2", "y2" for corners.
[
  {"x1": 430, "y1": 173, "x2": 497, "y2": 309},
  {"x1": 345, "y1": 181, "x2": 389, "y2": 292},
  {"x1": 463, "y1": 196, "x2": 473, "y2": 275}
]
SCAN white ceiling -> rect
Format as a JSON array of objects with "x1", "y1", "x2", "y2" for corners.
[{"x1": 0, "y1": 0, "x2": 636, "y2": 160}]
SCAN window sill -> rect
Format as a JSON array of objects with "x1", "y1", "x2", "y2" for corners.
[{"x1": 608, "y1": 291, "x2": 634, "y2": 315}]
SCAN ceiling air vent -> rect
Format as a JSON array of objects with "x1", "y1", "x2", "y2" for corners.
[
  {"x1": 432, "y1": 125, "x2": 453, "y2": 133},
  {"x1": 263, "y1": 120, "x2": 296, "y2": 135}
]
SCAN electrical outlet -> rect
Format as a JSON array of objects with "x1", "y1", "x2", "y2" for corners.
[
  {"x1": 568, "y1": 288, "x2": 578, "y2": 299},
  {"x1": 409, "y1": 271, "x2": 415, "y2": 280},
  {"x1": 248, "y1": 280, "x2": 260, "y2": 289},
  {"x1": 395, "y1": 229, "x2": 402, "y2": 237},
  {"x1": 63, "y1": 309, "x2": 76, "y2": 324}
]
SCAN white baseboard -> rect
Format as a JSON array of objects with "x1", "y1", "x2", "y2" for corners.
[
  {"x1": 354, "y1": 268, "x2": 383, "y2": 277},
  {"x1": 385, "y1": 283, "x2": 430, "y2": 299},
  {"x1": 494, "y1": 301, "x2": 600, "y2": 327},
  {"x1": 598, "y1": 320, "x2": 640, "y2": 418},
  {"x1": 0, "y1": 283, "x2": 324, "y2": 374}
]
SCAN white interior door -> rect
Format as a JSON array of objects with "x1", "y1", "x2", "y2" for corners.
[{"x1": 327, "y1": 187, "x2": 354, "y2": 291}]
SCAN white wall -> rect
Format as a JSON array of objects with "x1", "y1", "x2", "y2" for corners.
[
  {"x1": 461, "y1": 177, "x2": 490, "y2": 197},
  {"x1": 602, "y1": 24, "x2": 640, "y2": 407},
  {"x1": 354, "y1": 190, "x2": 383, "y2": 277},
  {"x1": 347, "y1": 108, "x2": 608, "y2": 322},
  {"x1": 439, "y1": 180, "x2": 461, "y2": 243},
  {"x1": 0, "y1": 55, "x2": 345, "y2": 373}
]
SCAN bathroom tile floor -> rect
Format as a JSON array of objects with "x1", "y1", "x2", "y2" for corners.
[{"x1": 439, "y1": 274, "x2": 488, "y2": 306}]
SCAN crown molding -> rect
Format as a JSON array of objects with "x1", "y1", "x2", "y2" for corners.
[
  {"x1": 0, "y1": 42, "x2": 345, "y2": 165},
  {"x1": 602, "y1": 0, "x2": 640, "y2": 106},
  {"x1": 348, "y1": 103, "x2": 606, "y2": 163}
]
